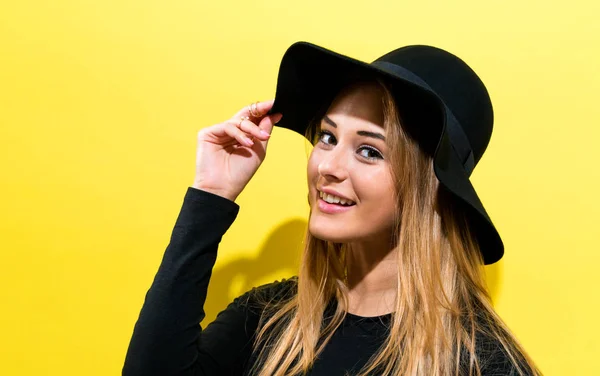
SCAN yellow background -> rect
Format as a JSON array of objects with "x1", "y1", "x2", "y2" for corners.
[{"x1": 1, "y1": 0, "x2": 598, "y2": 374}]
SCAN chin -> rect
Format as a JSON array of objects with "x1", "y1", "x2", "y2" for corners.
[
  {"x1": 309, "y1": 230, "x2": 353, "y2": 244},
  {"x1": 308, "y1": 216, "x2": 354, "y2": 243}
]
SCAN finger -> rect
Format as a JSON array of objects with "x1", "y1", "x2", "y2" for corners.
[
  {"x1": 226, "y1": 117, "x2": 271, "y2": 141},
  {"x1": 253, "y1": 113, "x2": 283, "y2": 150},
  {"x1": 257, "y1": 113, "x2": 283, "y2": 136},
  {"x1": 220, "y1": 122, "x2": 255, "y2": 147},
  {"x1": 233, "y1": 99, "x2": 275, "y2": 120}
]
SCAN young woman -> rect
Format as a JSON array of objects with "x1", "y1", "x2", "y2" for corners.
[{"x1": 123, "y1": 42, "x2": 539, "y2": 376}]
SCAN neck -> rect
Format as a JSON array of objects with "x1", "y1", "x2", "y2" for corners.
[{"x1": 344, "y1": 235, "x2": 398, "y2": 316}]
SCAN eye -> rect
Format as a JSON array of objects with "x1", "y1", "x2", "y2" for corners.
[
  {"x1": 317, "y1": 130, "x2": 383, "y2": 161},
  {"x1": 316, "y1": 130, "x2": 336, "y2": 145},
  {"x1": 358, "y1": 146, "x2": 383, "y2": 161}
]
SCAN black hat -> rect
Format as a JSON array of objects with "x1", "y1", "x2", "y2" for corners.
[{"x1": 269, "y1": 41, "x2": 503, "y2": 265}]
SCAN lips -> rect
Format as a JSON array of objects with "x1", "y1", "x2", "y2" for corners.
[{"x1": 316, "y1": 193, "x2": 355, "y2": 214}]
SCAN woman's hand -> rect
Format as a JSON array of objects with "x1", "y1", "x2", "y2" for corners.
[{"x1": 192, "y1": 100, "x2": 282, "y2": 202}]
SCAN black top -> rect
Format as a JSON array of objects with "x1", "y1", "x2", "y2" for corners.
[{"x1": 123, "y1": 187, "x2": 521, "y2": 376}]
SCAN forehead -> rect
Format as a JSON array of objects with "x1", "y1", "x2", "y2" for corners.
[{"x1": 325, "y1": 82, "x2": 385, "y2": 128}]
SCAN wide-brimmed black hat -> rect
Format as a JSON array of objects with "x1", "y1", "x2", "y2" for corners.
[{"x1": 269, "y1": 41, "x2": 503, "y2": 265}]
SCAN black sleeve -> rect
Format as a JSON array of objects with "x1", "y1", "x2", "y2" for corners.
[{"x1": 123, "y1": 187, "x2": 256, "y2": 376}]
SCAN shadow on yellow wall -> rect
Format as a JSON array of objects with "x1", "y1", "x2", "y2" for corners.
[{"x1": 204, "y1": 219, "x2": 306, "y2": 323}]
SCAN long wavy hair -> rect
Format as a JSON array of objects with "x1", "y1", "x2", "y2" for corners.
[{"x1": 247, "y1": 78, "x2": 539, "y2": 376}]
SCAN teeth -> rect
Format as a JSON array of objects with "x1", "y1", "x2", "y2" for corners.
[{"x1": 319, "y1": 191, "x2": 355, "y2": 206}]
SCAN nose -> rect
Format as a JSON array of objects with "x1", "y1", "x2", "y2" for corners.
[{"x1": 317, "y1": 146, "x2": 349, "y2": 181}]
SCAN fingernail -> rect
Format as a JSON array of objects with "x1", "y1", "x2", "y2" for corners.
[
  {"x1": 260, "y1": 130, "x2": 271, "y2": 138},
  {"x1": 273, "y1": 113, "x2": 283, "y2": 124},
  {"x1": 244, "y1": 136, "x2": 254, "y2": 146}
]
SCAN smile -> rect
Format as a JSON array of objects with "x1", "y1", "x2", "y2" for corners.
[
  {"x1": 319, "y1": 191, "x2": 355, "y2": 206},
  {"x1": 317, "y1": 191, "x2": 356, "y2": 214}
]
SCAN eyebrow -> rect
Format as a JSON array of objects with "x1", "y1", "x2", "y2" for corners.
[{"x1": 322, "y1": 115, "x2": 386, "y2": 141}]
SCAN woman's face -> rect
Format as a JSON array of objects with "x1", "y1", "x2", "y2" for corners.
[{"x1": 307, "y1": 82, "x2": 397, "y2": 244}]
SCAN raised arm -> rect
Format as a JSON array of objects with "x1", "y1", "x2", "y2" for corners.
[
  {"x1": 123, "y1": 187, "x2": 248, "y2": 375},
  {"x1": 123, "y1": 100, "x2": 283, "y2": 375}
]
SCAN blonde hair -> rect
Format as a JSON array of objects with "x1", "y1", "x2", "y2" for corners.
[{"x1": 247, "y1": 78, "x2": 539, "y2": 375}]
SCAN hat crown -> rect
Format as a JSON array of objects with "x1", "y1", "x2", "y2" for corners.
[{"x1": 373, "y1": 46, "x2": 494, "y2": 167}]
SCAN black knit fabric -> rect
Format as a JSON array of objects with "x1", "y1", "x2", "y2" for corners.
[{"x1": 122, "y1": 187, "x2": 522, "y2": 376}]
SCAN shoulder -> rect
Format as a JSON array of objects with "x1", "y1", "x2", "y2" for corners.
[
  {"x1": 249, "y1": 275, "x2": 298, "y2": 301},
  {"x1": 474, "y1": 332, "x2": 534, "y2": 376},
  {"x1": 232, "y1": 276, "x2": 298, "y2": 314}
]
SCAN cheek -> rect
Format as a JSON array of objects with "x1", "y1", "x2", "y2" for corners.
[
  {"x1": 353, "y1": 168, "x2": 396, "y2": 217},
  {"x1": 352, "y1": 166, "x2": 394, "y2": 199}
]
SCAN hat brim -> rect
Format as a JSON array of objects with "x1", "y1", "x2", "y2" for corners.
[{"x1": 269, "y1": 42, "x2": 503, "y2": 264}]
